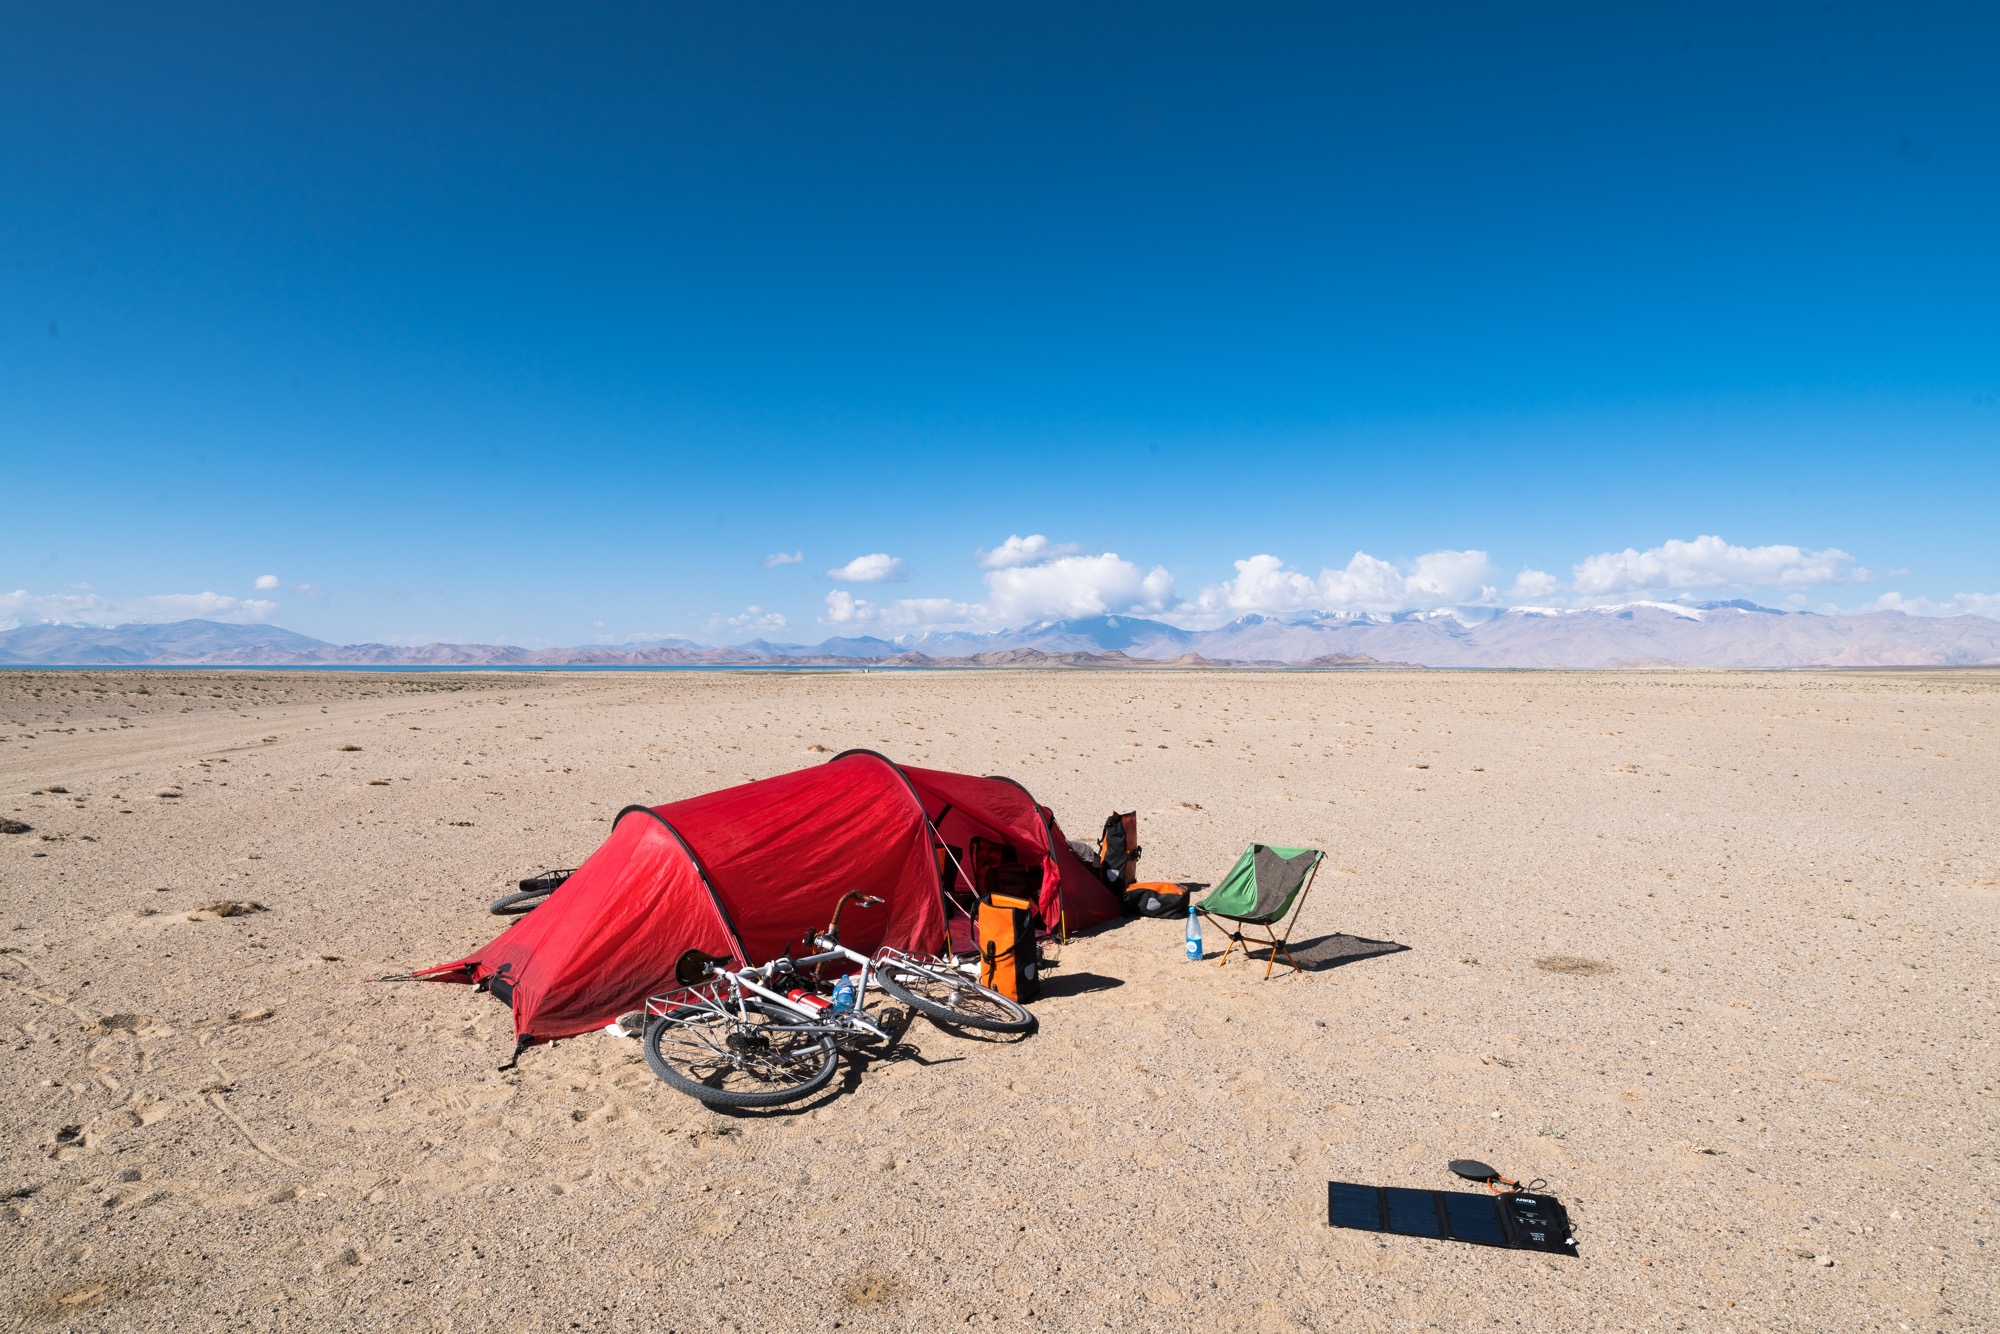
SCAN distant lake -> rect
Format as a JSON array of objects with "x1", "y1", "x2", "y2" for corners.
[
  {"x1": 0, "y1": 661, "x2": 1399, "y2": 673},
  {"x1": 2, "y1": 662, "x2": 931, "y2": 674}
]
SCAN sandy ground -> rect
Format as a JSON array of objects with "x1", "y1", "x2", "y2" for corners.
[{"x1": 1, "y1": 666, "x2": 1995, "y2": 1332}]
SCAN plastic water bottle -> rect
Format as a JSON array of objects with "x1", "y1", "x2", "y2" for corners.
[
  {"x1": 831, "y1": 974, "x2": 858, "y2": 1013},
  {"x1": 1185, "y1": 905, "x2": 1203, "y2": 962}
]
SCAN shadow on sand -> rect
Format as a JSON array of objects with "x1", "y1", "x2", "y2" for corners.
[
  {"x1": 1034, "y1": 970, "x2": 1125, "y2": 999},
  {"x1": 1224, "y1": 932, "x2": 1409, "y2": 974}
]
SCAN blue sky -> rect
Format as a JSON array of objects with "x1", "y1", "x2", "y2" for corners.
[{"x1": 4, "y1": 2, "x2": 1996, "y2": 645}]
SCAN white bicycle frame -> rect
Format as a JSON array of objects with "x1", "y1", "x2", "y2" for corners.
[
  {"x1": 644, "y1": 939, "x2": 981, "y2": 1045},
  {"x1": 731, "y1": 935, "x2": 894, "y2": 1042}
]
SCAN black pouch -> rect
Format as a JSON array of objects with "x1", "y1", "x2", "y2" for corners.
[
  {"x1": 482, "y1": 961, "x2": 518, "y2": 1006},
  {"x1": 1119, "y1": 885, "x2": 1190, "y2": 917}
]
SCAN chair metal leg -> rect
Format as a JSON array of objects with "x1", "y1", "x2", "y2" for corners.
[
  {"x1": 1200, "y1": 910, "x2": 1240, "y2": 967},
  {"x1": 1266, "y1": 932, "x2": 1304, "y2": 979},
  {"x1": 1242, "y1": 924, "x2": 1289, "y2": 979}
]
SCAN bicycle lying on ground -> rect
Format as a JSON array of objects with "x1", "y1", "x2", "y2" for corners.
[
  {"x1": 641, "y1": 892, "x2": 1034, "y2": 1108},
  {"x1": 489, "y1": 867, "x2": 572, "y2": 916}
]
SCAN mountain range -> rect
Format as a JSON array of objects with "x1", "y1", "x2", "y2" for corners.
[{"x1": 3, "y1": 602, "x2": 1998, "y2": 669}]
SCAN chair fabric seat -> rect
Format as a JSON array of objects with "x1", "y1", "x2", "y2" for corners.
[{"x1": 1196, "y1": 844, "x2": 1322, "y2": 924}]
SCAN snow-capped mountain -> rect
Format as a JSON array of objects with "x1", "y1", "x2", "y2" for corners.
[
  {"x1": 4, "y1": 603, "x2": 1997, "y2": 668},
  {"x1": 786, "y1": 602, "x2": 2000, "y2": 667},
  {"x1": 1244, "y1": 600, "x2": 1999, "y2": 668}
]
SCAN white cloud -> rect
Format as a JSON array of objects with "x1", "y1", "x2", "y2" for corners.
[
  {"x1": 706, "y1": 605, "x2": 789, "y2": 636},
  {"x1": 819, "y1": 546, "x2": 1172, "y2": 627},
  {"x1": 254, "y1": 574, "x2": 281, "y2": 590},
  {"x1": 978, "y1": 534, "x2": 1081, "y2": 570},
  {"x1": 821, "y1": 591, "x2": 970, "y2": 627},
  {"x1": 1508, "y1": 567, "x2": 1562, "y2": 601},
  {"x1": 1858, "y1": 590, "x2": 2000, "y2": 618},
  {"x1": 1191, "y1": 549, "x2": 1495, "y2": 617},
  {"x1": 981, "y1": 553, "x2": 1174, "y2": 623},
  {"x1": 141, "y1": 593, "x2": 280, "y2": 621},
  {"x1": 293, "y1": 583, "x2": 328, "y2": 599},
  {"x1": 759, "y1": 551, "x2": 804, "y2": 568},
  {"x1": 1313, "y1": 552, "x2": 1415, "y2": 608},
  {"x1": 826, "y1": 553, "x2": 906, "y2": 583},
  {"x1": 819, "y1": 544, "x2": 1170, "y2": 628},
  {"x1": 0, "y1": 588, "x2": 281, "y2": 631},
  {"x1": 1405, "y1": 550, "x2": 1497, "y2": 603},
  {"x1": 1195, "y1": 554, "x2": 1324, "y2": 616},
  {"x1": 1571, "y1": 535, "x2": 1868, "y2": 598},
  {"x1": 781, "y1": 534, "x2": 1985, "y2": 637}
]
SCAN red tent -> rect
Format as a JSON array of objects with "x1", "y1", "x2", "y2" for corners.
[{"x1": 418, "y1": 751, "x2": 1119, "y2": 1043}]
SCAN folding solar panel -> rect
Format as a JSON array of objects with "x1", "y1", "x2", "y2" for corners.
[{"x1": 1326, "y1": 1183, "x2": 1576, "y2": 1255}]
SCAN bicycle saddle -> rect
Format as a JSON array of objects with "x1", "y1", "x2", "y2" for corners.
[{"x1": 674, "y1": 949, "x2": 729, "y2": 987}]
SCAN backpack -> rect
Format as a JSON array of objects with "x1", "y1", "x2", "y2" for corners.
[{"x1": 1098, "y1": 812, "x2": 1140, "y2": 888}]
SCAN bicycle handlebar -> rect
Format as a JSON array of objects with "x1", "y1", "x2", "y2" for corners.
[{"x1": 823, "y1": 889, "x2": 886, "y2": 940}]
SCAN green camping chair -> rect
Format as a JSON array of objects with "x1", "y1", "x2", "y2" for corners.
[{"x1": 1196, "y1": 844, "x2": 1325, "y2": 979}]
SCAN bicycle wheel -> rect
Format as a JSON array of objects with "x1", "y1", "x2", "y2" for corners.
[
  {"x1": 490, "y1": 868, "x2": 574, "y2": 916},
  {"x1": 488, "y1": 889, "x2": 550, "y2": 916},
  {"x1": 642, "y1": 1002, "x2": 838, "y2": 1109},
  {"x1": 873, "y1": 959, "x2": 1035, "y2": 1034}
]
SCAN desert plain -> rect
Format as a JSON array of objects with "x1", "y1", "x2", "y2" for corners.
[{"x1": 1, "y1": 666, "x2": 1995, "y2": 1332}]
